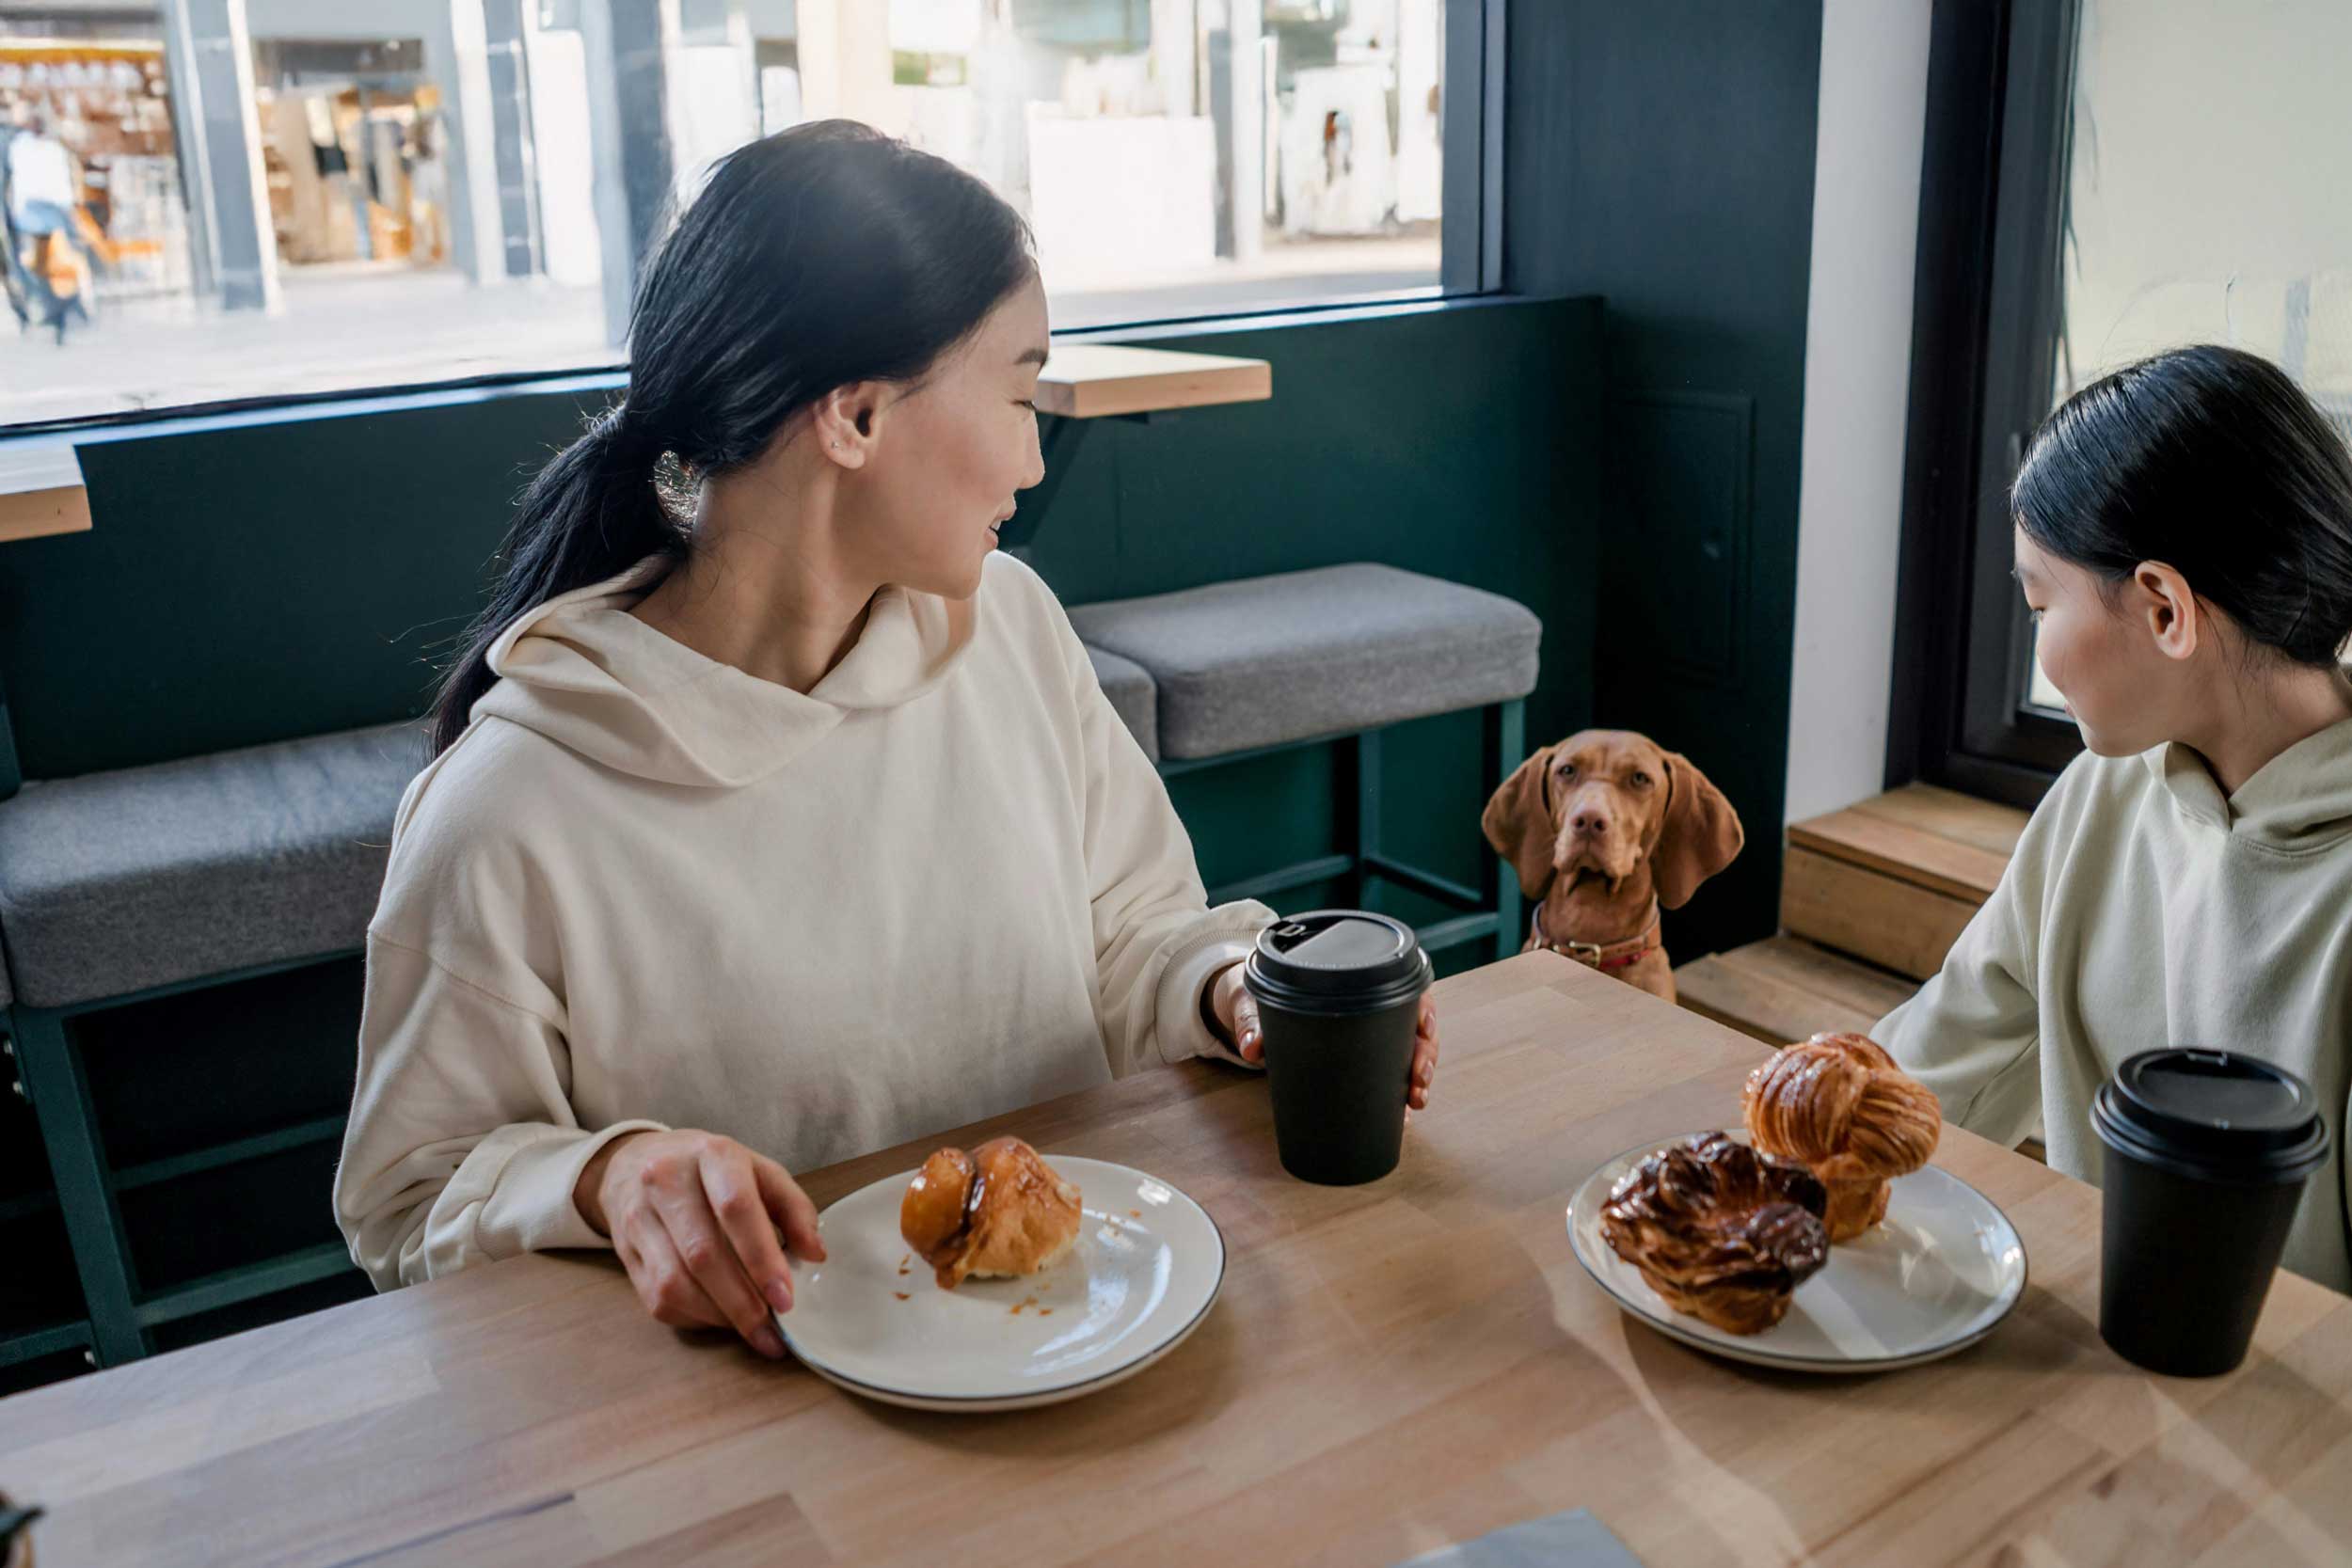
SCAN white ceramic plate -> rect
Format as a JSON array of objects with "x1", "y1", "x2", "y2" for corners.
[
  {"x1": 1566, "y1": 1131, "x2": 2027, "y2": 1373},
  {"x1": 776, "y1": 1157, "x2": 1224, "y2": 1412}
]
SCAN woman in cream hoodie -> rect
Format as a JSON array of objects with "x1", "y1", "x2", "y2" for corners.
[
  {"x1": 334, "y1": 122, "x2": 1440, "y2": 1357},
  {"x1": 1878, "y1": 345, "x2": 2352, "y2": 1291}
]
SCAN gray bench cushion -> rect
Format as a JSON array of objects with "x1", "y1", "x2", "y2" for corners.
[
  {"x1": 0, "y1": 722, "x2": 426, "y2": 1009},
  {"x1": 1066, "y1": 564, "x2": 1541, "y2": 761},
  {"x1": 1085, "y1": 644, "x2": 1159, "y2": 762}
]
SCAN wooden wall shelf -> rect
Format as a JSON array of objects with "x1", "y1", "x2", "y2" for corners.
[
  {"x1": 1035, "y1": 344, "x2": 1272, "y2": 420},
  {"x1": 0, "y1": 442, "x2": 91, "y2": 545}
]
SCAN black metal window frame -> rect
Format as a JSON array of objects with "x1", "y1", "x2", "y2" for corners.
[{"x1": 1887, "y1": 0, "x2": 2085, "y2": 810}]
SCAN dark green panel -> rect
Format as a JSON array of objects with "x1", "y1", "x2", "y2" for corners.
[
  {"x1": 1505, "y1": 0, "x2": 1823, "y2": 959},
  {"x1": 80, "y1": 957, "x2": 362, "y2": 1169},
  {"x1": 0, "y1": 389, "x2": 606, "y2": 779},
  {"x1": 0, "y1": 299, "x2": 1602, "y2": 839}
]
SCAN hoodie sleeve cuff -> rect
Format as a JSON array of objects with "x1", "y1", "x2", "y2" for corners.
[
  {"x1": 483, "y1": 1118, "x2": 672, "y2": 1256},
  {"x1": 1154, "y1": 912, "x2": 1271, "y2": 1070}
]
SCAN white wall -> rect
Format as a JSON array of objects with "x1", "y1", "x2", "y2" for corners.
[{"x1": 1782, "y1": 0, "x2": 1932, "y2": 825}]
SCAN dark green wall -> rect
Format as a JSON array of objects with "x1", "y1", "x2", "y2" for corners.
[
  {"x1": 0, "y1": 299, "x2": 1601, "y2": 951},
  {"x1": 1505, "y1": 0, "x2": 1824, "y2": 959},
  {"x1": 1027, "y1": 302, "x2": 1602, "y2": 938}
]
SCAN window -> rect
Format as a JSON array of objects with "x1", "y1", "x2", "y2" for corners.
[
  {"x1": 1892, "y1": 0, "x2": 2352, "y2": 804},
  {"x1": 2, "y1": 0, "x2": 1482, "y2": 430}
]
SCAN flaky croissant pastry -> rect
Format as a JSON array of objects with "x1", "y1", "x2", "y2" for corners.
[
  {"x1": 1742, "y1": 1032, "x2": 1942, "y2": 1242},
  {"x1": 899, "y1": 1136, "x2": 1083, "y2": 1290},
  {"x1": 1599, "y1": 1132, "x2": 1832, "y2": 1335}
]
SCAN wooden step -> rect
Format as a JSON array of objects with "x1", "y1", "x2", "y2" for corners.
[
  {"x1": 1780, "y1": 846, "x2": 1981, "y2": 981},
  {"x1": 1676, "y1": 935, "x2": 1918, "y2": 1048},
  {"x1": 1788, "y1": 784, "x2": 2029, "y2": 903},
  {"x1": 1779, "y1": 785, "x2": 2026, "y2": 979}
]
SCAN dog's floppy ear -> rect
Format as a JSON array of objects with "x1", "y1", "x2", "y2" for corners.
[
  {"x1": 1482, "y1": 743, "x2": 1560, "y2": 900},
  {"x1": 1652, "y1": 751, "x2": 1743, "y2": 909}
]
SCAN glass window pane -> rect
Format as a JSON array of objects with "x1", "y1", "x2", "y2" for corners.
[
  {"x1": 2026, "y1": 623, "x2": 2065, "y2": 715},
  {"x1": 2, "y1": 0, "x2": 1448, "y2": 427},
  {"x1": 881, "y1": 0, "x2": 1443, "y2": 329},
  {"x1": 2030, "y1": 0, "x2": 2352, "y2": 712},
  {"x1": 2056, "y1": 0, "x2": 2352, "y2": 449}
]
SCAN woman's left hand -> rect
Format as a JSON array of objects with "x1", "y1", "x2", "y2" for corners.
[{"x1": 1209, "y1": 964, "x2": 1439, "y2": 1112}]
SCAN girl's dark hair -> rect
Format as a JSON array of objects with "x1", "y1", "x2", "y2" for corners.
[
  {"x1": 428, "y1": 120, "x2": 1034, "y2": 755},
  {"x1": 2013, "y1": 343, "x2": 2352, "y2": 667}
]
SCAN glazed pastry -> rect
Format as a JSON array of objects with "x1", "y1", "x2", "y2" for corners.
[
  {"x1": 899, "y1": 1136, "x2": 1083, "y2": 1290},
  {"x1": 1598, "y1": 1132, "x2": 1832, "y2": 1335},
  {"x1": 1742, "y1": 1032, "x2": 1942, "y2": 1242}
]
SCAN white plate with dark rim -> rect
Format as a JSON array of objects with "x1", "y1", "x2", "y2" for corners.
[
  {"x1": 1565, "y1": 1131, "x2": 2028, "y2": 1373},
  {"x1": 776, "y1": 1156, "x2": 1224, "y2": 1412}
]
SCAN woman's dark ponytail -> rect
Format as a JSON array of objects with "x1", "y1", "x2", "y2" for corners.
[
  {"x1": 428, "y1": 404, "x2": 681, "y2": 754},
  {"x1": 2013, "y1": 343, "x2": 2352, "y2": 668},
  {"x1": 427, "y1": 120, "x2": 1035, "y2": 756}
]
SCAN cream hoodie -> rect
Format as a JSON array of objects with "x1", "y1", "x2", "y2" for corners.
[
  {"x1": 335, "y1": 550, "x2": 1274, "y2": 1290},
  {"x1": 1878, "y1": 720, "x2": 2352, "y2": 1291}
]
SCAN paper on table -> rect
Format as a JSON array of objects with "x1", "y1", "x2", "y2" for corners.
[{"x1": 1394, "y1": 1508, "x2": 1645, "y2": 1568}]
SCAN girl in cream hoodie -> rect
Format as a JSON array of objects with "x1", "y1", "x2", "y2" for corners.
[
  {"x1": 1878, "y1": 345, "x2": 2352, "y2": 1291},
  {"x1": 334, "y1": 123, "x2": 1440, "y2": 1357}
]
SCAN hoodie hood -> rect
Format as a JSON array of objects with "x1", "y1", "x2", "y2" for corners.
[
  {"x1": 471, "y1": 555, "x2": 980, "y2": 787},
  {"x1": 2145, "y1": 713, "x2": 2352, "y2": 849}
]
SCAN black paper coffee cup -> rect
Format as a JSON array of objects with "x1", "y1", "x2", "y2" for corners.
[
  {"x1": 1244, "y1": 911, "x2": 1432, "y2": 1186},
  {"x1": 2090, "y1": 1049, "x2": 2330, "y2": 1378}
]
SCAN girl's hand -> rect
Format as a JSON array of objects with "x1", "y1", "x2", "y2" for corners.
[
  {"x1": 1208, "y1": 965, "x2": 1440, "y2": 1112},
  {"x1": 575, "y1": 1129, "x2": 826, "y2": 1358}
]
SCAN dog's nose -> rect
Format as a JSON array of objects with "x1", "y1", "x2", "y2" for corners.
[{"x1": 1570, "y1": 808, "x2": 1609, "y2": 836}]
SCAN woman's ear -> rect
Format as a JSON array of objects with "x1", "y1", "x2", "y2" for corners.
[
  {"x1": 1482, "y1": 744, "x2": 1560, "y2": 901},
  {"x1": 2135, "y1": 561, "x2": 2201, "y2": 661},
  {"x1": 812, "y1": 384, "x2": 882, "y2": 469},
  {"x1": 1652, "y1": 751, "x2": 1743, "y2": 910}
]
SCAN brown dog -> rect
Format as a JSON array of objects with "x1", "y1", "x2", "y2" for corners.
[{"x1": 1481, "y1": 729, "x2": 1743, "y2": 1003}]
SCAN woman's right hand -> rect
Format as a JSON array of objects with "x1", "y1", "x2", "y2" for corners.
[{"x1": 574, "y1": 1128, "x2": 827, "y2": 1358}]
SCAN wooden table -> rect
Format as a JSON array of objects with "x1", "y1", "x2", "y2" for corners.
[{"x1": 4, "y1": 954, "x2": 2348, "y2": 1567}]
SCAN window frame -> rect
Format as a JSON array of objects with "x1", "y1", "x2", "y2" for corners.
[
  {"x1": 1886, "y1": 0, "x2": 2085, "y2": 810},
  {"x1": 3, "y1": 0, "x2": 1508, "y2": 442}
]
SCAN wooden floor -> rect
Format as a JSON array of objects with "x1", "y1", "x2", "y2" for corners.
[{"x1": 1674, "y1": 934, "x2": 1918, "y2": 1046}]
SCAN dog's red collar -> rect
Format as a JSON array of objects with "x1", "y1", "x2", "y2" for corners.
[{"x1": 1531, "y1": 901, "x2": 1661, "y2": 972}]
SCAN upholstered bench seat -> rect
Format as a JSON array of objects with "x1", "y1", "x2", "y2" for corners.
[
  {"x1": 0, "y1": 722, "x2": 425, "y2": 1009},
  {"x1": 1085, "y1": 645, "x2": 1160, "y2": 762},
  {"x1": 1066, "y1": 563, "x2": 1542, "y2": 762}
]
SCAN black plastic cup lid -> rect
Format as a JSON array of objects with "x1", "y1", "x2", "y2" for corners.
[
  {"x1": 2092, "y1": 1049, "x2": 2330, "y2": 1183},
  {"x1": 1244, "y1": 911, "x2": 1430, "y2": 1014}
]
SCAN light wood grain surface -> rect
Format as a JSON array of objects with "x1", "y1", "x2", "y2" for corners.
[
  {"x1": 0, "y1": 441, "x2": 90, "y2": 545},
  {"x1": 1674, "y1": 934, "x2": 1918, "y2": 1046},
  {"x1": 1788, "y1": 784, "x2": 2028, "y2": 906},
  {"x1": 4, "y1": 953, "x2": 2347, "y2": 1568},
  {"x1": 1034, "y1": 343, "x2": 1272, "y2": 420},
  {"x1": 1780, "y1": 845, "x2": 1981, "y2": 982}
]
